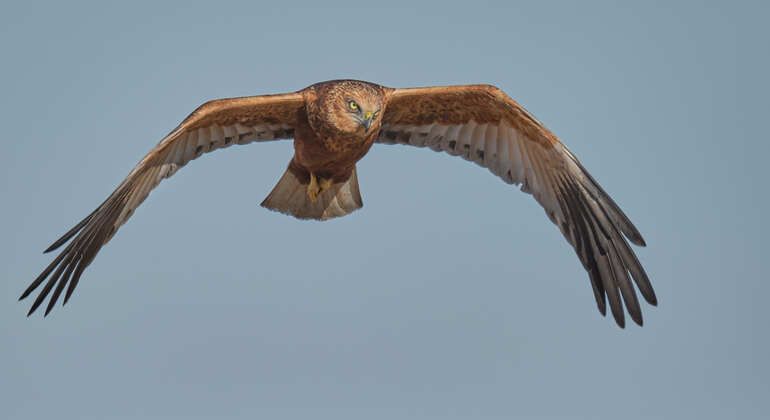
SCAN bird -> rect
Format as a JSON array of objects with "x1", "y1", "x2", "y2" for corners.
[{"x1": 20, "y1": 79, "x2": 657, "y2": 327}]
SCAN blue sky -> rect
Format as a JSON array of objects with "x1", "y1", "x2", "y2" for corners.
[{"x1": 1, "y1": 1, "x2": 768, "y2": 419}]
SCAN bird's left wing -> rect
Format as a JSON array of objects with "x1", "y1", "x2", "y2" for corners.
[
  {"x1": 378, "y1": 85, "x2": 656, "y2": 327},
  {"x1": 20, "y1": 91, "x2": 305, "y2": 316}
]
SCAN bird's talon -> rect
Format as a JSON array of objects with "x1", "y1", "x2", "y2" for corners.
[
  {"x1": 319, "y1": 177, "x2": 333, "y2": 193},
  {"x1": 307, "y1": 173, "x2": 320, "y2": 203},
  {"x1": 307, "y1": 173, "x2": 334, "y2": 202}
]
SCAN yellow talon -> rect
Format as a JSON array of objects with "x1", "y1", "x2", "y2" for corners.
[
  {"x1": 307, "y1": 172, "x2": 320, "y2": 203},
  {"x1": 319, "y1": 177, "x2": 333, "y2": 193},
  {"x1": 307, "y1": 172, "x2": 334, "y2": 203}
]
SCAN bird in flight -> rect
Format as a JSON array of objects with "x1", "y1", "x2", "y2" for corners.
[{"x1": 20, "y1": 80, "x2": 657, "y2": 327}]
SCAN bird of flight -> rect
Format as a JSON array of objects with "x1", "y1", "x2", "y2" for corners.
[{"x1": 20, "y1": 80, "x2": 657, "y2": 327}]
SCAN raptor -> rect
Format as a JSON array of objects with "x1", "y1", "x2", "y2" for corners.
[{"x1": 20, "y1": 80, "x2": 657, "y2": 327}]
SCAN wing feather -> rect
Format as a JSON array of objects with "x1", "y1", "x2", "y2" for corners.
[
  {"x1": 378, "y1": 84, "x2": 655, "y2": 327},
  {"x1": 21, "y1": 91, "x2": 304, "y2": 315}
]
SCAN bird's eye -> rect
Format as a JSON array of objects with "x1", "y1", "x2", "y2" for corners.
[{"x1": 348, "y1": 100, "x2": 359, "y2": 111}]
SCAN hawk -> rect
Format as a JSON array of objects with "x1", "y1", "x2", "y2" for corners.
[{"x1": 20, "y1": 80, "x2": 657, "y2": 327}]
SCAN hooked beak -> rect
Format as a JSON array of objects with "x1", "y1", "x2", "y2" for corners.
[{"x1": 360, "y1": 110, "x2": 374, "y2": 132}]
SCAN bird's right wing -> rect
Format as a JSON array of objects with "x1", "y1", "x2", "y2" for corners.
[
  {"x1": 20, "y1": 91, "x2": 305, "y2": 316},
  {"x1": 378, "y1": 85, "x2": 656, "y2": 327}
]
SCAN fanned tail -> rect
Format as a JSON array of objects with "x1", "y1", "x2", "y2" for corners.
[{"x1": 261, "y1": 166, "x2": 363, "y2": 221}]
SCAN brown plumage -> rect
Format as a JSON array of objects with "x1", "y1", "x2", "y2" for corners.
[{"x1": 20, "y1": 79, "x2": 657, "y2": 327}]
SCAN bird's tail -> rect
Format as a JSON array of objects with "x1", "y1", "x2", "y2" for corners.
[{"x1": 260, "y1": 165, "x2": 363, "y2": 221}]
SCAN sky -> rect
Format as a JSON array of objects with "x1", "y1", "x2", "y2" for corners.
[{"x1": 1, "y1": 1, "x2": 768, "y2": 419}]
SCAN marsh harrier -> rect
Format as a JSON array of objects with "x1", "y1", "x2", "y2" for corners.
[{"x1": 20, "y1": 80, "x2": 656, "y2": 327}]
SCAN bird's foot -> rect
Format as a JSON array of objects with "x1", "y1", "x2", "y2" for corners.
[
  {"x1": 307, "y1": 172, "x2": 320, "y2": 203},
  {"x1": 307, "y1": 172, "x2": 334, "y2": 203},
  {"x1": 319, "y1": 177, "x2": 333, "y2": 193}
]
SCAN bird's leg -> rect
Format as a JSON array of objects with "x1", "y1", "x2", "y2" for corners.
[
  {"x1": 307, "y1": 172, "x2": 320, "y2": 203},
  {"x1": 319, "y1": 177, "x2": 334, "y2": 193},
  {"x1": 306, "y1": 172, "x2": 334, "y2": 203}
]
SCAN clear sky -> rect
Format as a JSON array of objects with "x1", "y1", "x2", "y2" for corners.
[{"x1": 1, "y1": 1, "x2": 767, "y2": 419}]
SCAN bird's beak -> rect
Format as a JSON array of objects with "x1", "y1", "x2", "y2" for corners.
[{"x1": 361, "y1": 111, "x2": 374, "y2": 131}]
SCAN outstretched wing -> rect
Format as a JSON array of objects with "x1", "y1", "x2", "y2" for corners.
[
  {"x1": 20, "y1": 91, "x2": 305, "y2": 316},
  {"x1": 378, "y1": 85, "x2": 656, "y2": 327}
]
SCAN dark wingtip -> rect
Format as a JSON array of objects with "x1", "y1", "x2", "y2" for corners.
[
  {"x1": 26, "y1": 285, "x2": 51, "y2": 317},
  {"x1": 44, "y1": 234, "x2": 73, "y2": 254},
  {"x1": 19, "y1": 285, "x2": 35, "y2": 301},
  {"x1": 626, "y1": 231, "x2": 647, "y2": 247},
  {"x1": 43, "y1": 207, "x2": 99, "y2": 254},
  {"x1": 639, "y1": 286, "x2": 658, "y2": 306},
  {"x1": 44, "y1": 292, "x2": 59, "y2": 317},
  {"x1": 613, "y1": 312, "x2": 626, "y2": 329}
]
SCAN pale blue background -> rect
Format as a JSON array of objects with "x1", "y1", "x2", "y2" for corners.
[{"x1": 1, "y1": 1, "x2": 767, "y2": 419}]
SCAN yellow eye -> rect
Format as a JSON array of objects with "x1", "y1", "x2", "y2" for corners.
[{"x1": 348, "y1": 101, "x2": 359, "y2": 111}]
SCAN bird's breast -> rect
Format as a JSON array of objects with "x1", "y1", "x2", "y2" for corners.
[{"x1": 292, "y1": 117, "x2": 377, "y2": 182}]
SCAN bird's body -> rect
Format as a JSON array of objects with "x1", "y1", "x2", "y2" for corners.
[
  {"x1": 21, "y1": 79, "x2": 657, "y2": 327},
  {"x1": 287, "y1": 80, "x2": 384, "y2": 193}
]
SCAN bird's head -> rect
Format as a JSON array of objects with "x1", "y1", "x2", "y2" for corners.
[{"x1": 312, "y1": 80, "x2": 385, "y2": 138}]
